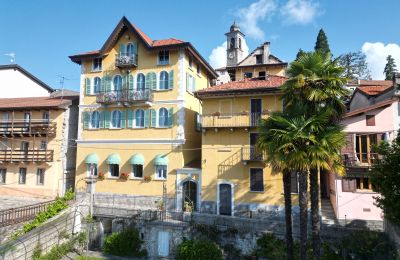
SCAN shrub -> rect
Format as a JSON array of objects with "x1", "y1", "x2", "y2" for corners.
[
  {"x1": 32, "y1": 242, "x2": 42, "y2": 260},
  {"x1": 102, "y1": 229, "x2": 147, "y2": 257},
  {"x1": 176, "y1": 239, "x2": 223, "y2": 260},
  {"x1": 254, "y1": 233, "x2": 286, "y2": 260}
]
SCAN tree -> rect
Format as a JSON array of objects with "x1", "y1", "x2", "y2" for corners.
[
  {"x1": 370, "y1": 135, "x2": 400, "y2": 224},
  {"x1": 295, "y1": 49, "x2": 307, "y2": 61},
  {"x1": 384, "y1": 55, "x2": 397, "y2": 80},
  {"x1": 337, "y1": 51, "x2": 371, "y2": 80},
  {"x1": 314, "y1": 29, "x2": 331, "y2": 57}
]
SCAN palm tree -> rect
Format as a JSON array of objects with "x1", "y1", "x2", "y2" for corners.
[{"x1": 281, "y1": 52, "x2": 348, "y2": 259}]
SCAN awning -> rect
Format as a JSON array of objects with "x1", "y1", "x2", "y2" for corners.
[
  {"x1": 106, "y1": 153, "x2": 121, "y2": 164},
  {"x1": 154, "y1": 154, "x2": 168, "y2": 166},
  {"x1": 129, "y1": 154, "x2": 144, "y2": 165},
  {"x1": 85, "y1": 153, "x2": 99, "y2": 164}
]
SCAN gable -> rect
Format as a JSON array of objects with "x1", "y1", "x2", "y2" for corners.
[{"x1": 349, "y1": 91, "x2": 372, "y2": 111}]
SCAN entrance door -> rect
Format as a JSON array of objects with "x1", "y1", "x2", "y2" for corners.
[
  {"x1": 182, "y1": 180, "x2": 197, "y2": 212},
  {"x1": 250, "y1": 99, "x2": 262, "y2": 126},
  {"x1": 157, "y1": 231, "x2": 169, "y2": 257},
  {"x1": 219, "y1": 183, "x2": 232, "y2": 215},
  {"x1": 250, "y1": 133, "x2": 261, "y2": 160}
]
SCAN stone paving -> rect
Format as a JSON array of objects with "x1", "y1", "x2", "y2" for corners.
[{"x1": 0, "y1": 196, "x2": 50, "y2": 211}]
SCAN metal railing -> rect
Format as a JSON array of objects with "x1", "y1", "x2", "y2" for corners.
[
  {"x1": 241, "y1": 146, "x2": 265, "y2": 162},
  {"x1": 201, "y1": 112, "x2": 268, "y2": 128},
  {"x1": 0, "y1": 200, "x2": 55, "y2": 228},
  {"x1": 96, "y1": 88, "x2": 151, "y2": 104},
  {"x1": 0, "y1": 149, "x2": 54, "y2": 162},
  {"x1": 342, "y1": 152, "x2": 379, "y2": 167},
  {"x1": 115, "y1": 53, "x2": 138, "y2": 67},
  {"x1": 0, "y1": 120, "x2": 56, "y2": 136}
]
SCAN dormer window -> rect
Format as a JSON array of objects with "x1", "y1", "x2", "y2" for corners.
[
  {"x1": 256, "y1": 55, "x2": 263, "y2": 64},
  {"x1": 93, "y1": 58, "x2": 102, "y2": 71},
  {"x1": 158, "y1": 50, "x2": 169, "y2": 65}
]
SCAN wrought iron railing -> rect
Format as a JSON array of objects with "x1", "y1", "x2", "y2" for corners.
[
  {"x1": 201, "y1": 112, "x2": 268, "y2": 128},
  {"x1": 96, "y1": 88, "x2": 152, "y2": 104},
  {"x1": 342, "y1": 152, "x2": 379, "y2": 167},
  {"x1": 115, "y1": 53, "x2": 138, "y2": 67},
  {"x1": 0, "y1": 149, "x2": 54, "y2": 162},
  {"x1": 0, "y1": 120, "x2": 56, "y2": 136},
  {"x1": 241, "y1": 146, "x2": 265, "y2": 162}
]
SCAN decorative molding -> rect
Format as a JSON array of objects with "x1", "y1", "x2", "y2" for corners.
[
  {"x1": 76, "y1": 139, "x2": 185, "y2": 145},
  {"x1": 178, "y1": 49, "x2": 186, "y2": 100},
  {"x1": 77, "y1": 74, "x2": 85, "y2": 140}
]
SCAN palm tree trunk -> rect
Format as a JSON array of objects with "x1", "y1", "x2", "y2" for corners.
[
  {"x1": 310, "y1": 168, "x2": 321, "y2": 259},
  {"x1": 283, "y1": 170, "x2": 294, "y2": 260},
  {"x1": 298, "y1": 171, "x2": 308, "y2": 260}
]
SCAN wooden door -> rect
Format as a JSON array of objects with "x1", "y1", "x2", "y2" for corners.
[
  {"x1": 219, "y1": 184, "x2": 232, "y2": 215},
  {"x1": 251, "y1": 99, "x2": 262, "y2": 126}
]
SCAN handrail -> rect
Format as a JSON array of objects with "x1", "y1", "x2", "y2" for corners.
[
  {"x1": 342, "y1": 152, "x2": 379, "y2": 166},
  {"x1": 0, "y1": 121, "x2": 56, "y2": 136},
  {"x1": 0, "y1": 149, "x2": 54, "y2": 162},
  {"x1": 115, "y1": 53, "x2": 138, "y2": 67},
  {"x1": 241, "y1": 146, "x2": 265, "y2": 161},
  {"x1": 202, "y1": 112, "x2": 268, "y2": 128},
  {"x1": 96, "y1": 88, "x2": 151, "y2": 103}
]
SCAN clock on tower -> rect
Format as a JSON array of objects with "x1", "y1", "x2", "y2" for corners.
[{"x1": 225, "y1": 21, "x2": 245, "y2": 67}]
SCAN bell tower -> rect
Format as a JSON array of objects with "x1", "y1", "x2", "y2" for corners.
[{"x1": 225, "y1": 21, "x2": 245, "y2": 67}]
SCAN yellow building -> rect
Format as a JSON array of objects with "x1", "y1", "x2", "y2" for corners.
[
  {"x1": 195, "y1": 76, "x2": 296, "y2": 216},
  {"x1": 69, "y1": 17, "x2": 217, "y2": 211}
]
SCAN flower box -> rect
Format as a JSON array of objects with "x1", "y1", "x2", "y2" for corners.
[
  {"x1": 212, "y1": 111, "x2": 221, "y2": 116},
  {"x1": 144, "y1": 176, "x2": 152, "y2": 182},
  {"x1": 120, "y1": 172, "x2": 130, "y2": 180},
  {"x1": 98, "y1": 172, "x2": 105, "y2": 180}
]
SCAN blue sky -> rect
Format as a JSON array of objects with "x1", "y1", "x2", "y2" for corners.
[{"x1": 0, "y1": 0, "x2": 399, "y2": 91}]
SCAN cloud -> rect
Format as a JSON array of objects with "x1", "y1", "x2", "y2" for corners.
[
  {"x1": 361, "y1": 42, "x2": 400, "y2": 80},
  {"x1": 280, "y1": 0, "x2": 322, "y2": 25},
  {"x1": 236, "y1": 0, "x2": 277, "y2": 40},
  {"x1": 209, "y1": 41, "x2": 250, "y2": 69}
]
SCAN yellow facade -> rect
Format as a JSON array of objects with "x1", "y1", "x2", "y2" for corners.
[{"x1": 234, "y1": 66, "x2": 286, "y2": 81}]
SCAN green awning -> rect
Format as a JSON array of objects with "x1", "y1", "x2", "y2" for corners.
[
  {"x1": 154, "y1": 154, "x2": 168, "y2": 166},
  {"x1": 106, "y1": 153, "x2": 121, "y2": 164},
  {"x1": 129, "y1": 154, "x2": 144, "y2": 165},
  {"x1": 85, "y1": 153, "x2": 99, "y2": 164}
]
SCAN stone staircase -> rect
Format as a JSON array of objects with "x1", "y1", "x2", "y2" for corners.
[{"x1": 320, "y1": 199, "x2": 338, "y2": 225}]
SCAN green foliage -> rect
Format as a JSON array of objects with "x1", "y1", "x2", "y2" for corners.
[
  {"x1": 76, "y1": 257, "x2": 105, "y2": 260},
  {"x1": 176, "y1": 239, "x2": 223, "y2": 260},
  {"x1": 32, "y1": 242, "x2": 43, "y2": 260},
  {"x1": 102, "y1": 228, "x2": 147, "y2": 257},
  {"x1": 337, "y1": 51, "x2": 371, "y2": 80},
  {"x1": 37, "y1": 231, "x2": 85, "y2": 260},
  {"x1": 254, "y1": 233, "x2": 286, "y2": 260},
  {"x1": 314, "y1": 28, "x2": 331, "y2": 57},
  {"x1": 192, "y1": 223, "x2": 219, "y2": 240},
  {"x1": 370, "y1": 136, "x2": 400, "y2": 224},
  {"x1": 384, "y1": 55, "x2": 398, "y2": 80}
]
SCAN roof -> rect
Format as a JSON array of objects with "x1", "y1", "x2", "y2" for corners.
[
  {"x1": 357, "y1": 85, "x2": 392, "y2": 96},
  {"x1": 344, "y1": 98, "x2": 397, "y2": 118},
  {"x1": 0, "y1": 96, "x2": 72, "y2": 110},
  {"x1": 359, "y1": 80, "x2": 393, "y2": 86},
  {"x1": 152, "y1": 38, "x2": 185, "y2": 47},
  {"x1": 51, "y1": 89, "x2": 80, "y2": 98},
  {"x1": 0, "y1": 64, "x2": 54, "y2": 93},
  {"x1": 195, "y1": 76, "x2": 287, "y2": 98}
]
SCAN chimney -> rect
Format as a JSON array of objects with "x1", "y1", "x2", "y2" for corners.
[{"x1": 262, "y1": 42, "x2": 270, "y2": 64}]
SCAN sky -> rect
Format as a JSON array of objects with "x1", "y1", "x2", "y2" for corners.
[{"x1": 0, "y1": 0, "x2": 399, "y2": 92}]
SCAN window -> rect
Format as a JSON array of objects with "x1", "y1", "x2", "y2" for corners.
[
  {"x1": 356, "y1": 134, "x2": 378, "y2": 164},
  {"x1": 0, "y1": 169, "x2": 6, "y2": 184},
  {"x1": 239, "y1": 38, "x2": 242, "y2": 49},
  {"x1": 93, "y1": 58, "x2": 102, "y2": 71},
  {"x1": 42, "y1": 111, "x2": 49, "y2": 123},
  {"x1": 156, "y1": 165, "x2": 167, "y2": 180},
  {"x1": 244, "y1": 72, "x2": 253, "y2": 79},
  {"x1": 91, "y1": 111, "x2": 100, "y2": 129},
  {"x1": 366, "y1": 115, "x2": 375, "y2": 126},
  {"x1": 37, "y1": 168, "x2": 45, "y2": 185},
  {"x1": 137, "y1": 73, "x2": 145, "y2": 90},
  {"x1": 88, "y1": 164, "x2": 98, "y2": 176},
  {"x1": 19, "y1": 168, "x2": 26, "y2": 184},
  {"x1": 94, "y1": 77, "x2": 101, "y2": 93},
  {"x1": 135, "y1": 109, "x2": 144, "y2": 127},
  {"x1": 230, "y1": 38, "x2": 235, "y2": 49},
  {"x1": 40, "y1": 140, "x2": 47, "y2": 150},
  {"x1": 159, "y1": 71, "x2": 169, "y2": 90},
  {"x1": 132, "y1": 164, "x2": 143, "y2": 178},
  {"x1": 111, "y1": 110, "x2": 122, "y2": 128},
  {"x1": 158, "y1": 50, "x2": 169, "y2": 65},
  {"x1": 189, "y1": 55, "x2": 193, "y2": 67},
  {"x1": 126, "y1": 43, "x2": 136, "y2": 56},
  {"x1": 196, "y1": 63, "x2": 200, "y2": 74},
  {"x1": 109, "y1": 164, "x2": 119, "y2": 177},
  {"x1": 228, "y1": 69, "x2": 236, "y2": 81},
  {"x1": 258, "y1": 71, "x2": 266, "y2": 80},
  {"x1": 290, "y1": 172, "x2": 299, "y2": 193},
  {"x1": 342, "y1": 178, "x2": 356, "y2": 192},
  {"x1": 186, "y1": 74, "x2": 195, "y2": 93},
  {"x1": 256, "y1": 55, "x2": 263, "y2": 64},
  {"x1": 250, "y1": 168, "x2": 264, "y2": 192},
  {"x1": 195, "y1": 112, "x2": 201, "y2": 132},
  {"x1": 158, "y1": 108, "x2": 168, "y2": 127},
  {"x1": 356, "y1": 176, "x2": 372, "y2": 190},
  {"x1": 113, "y1": 75, "x2": 123, "y2": 91},
  {"x1": 0, "y1": 139, "x2": 8, "y2": 150}
]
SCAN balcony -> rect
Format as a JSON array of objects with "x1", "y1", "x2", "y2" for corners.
[
  {"x1": 0, "y1": 149, "x2": 54, "y2": 163},
  {"x1": 241, "y1": 146, "x2": 265, "y2": 163},
  {"x1": 342, "y1": 152, "x2": 378, "y2": 167},
  {"x1": 115, "y1": 53, "x2": 138, "y2": 68},
  {"x1": 0, "y1": 120, "x2": 56, "y2": 137},
  {"x1": 96, "y1": 89, "x2": 152, "y2": 104},
  {"x1": 201, "y1": 112, "x2": 268, "y2": 129}
]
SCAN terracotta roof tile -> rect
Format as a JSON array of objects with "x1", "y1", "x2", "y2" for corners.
[
  {"x1": 0, "y1": 97, "x2": 71, "y2": 110},
  {"x1": 70, "y1": 50, "x2": 100, "y2": 57},
  {"x1": 357, "y1": 85, "x2": 391, "y2": 96},
  {"x1": 152, "y1": 38, "x2": 185, "y2": 47},
  {"x1": 359, "y1": 80, "x2": 393, "y2": 86},
  {"x1": 129, "y1": 21, "x2": 152, "y2": 45}
]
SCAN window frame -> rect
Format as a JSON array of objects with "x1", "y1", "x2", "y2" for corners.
[
  {"x1": 90, "y1": 111, "x2": 100, "y2": 129},
  {"x1": 366, "y1": 114, "x2": 376, "y2": 126},
  {"x1": 159, "y1": 71, "x2": 169, "y2": 90},
  {"x1": 36, "y1": 168, "x2": 45, "y2": 185},
  {"x1": 255, "y1": 55, "x2": 263, "y2": 64},
  {"x1": 249, "y1": 168, "x2": 264, "y2": 192},
  {"x1": 158, "y1": 50, "x2": 170, "y2": 65},
  {"x1": 158, "y1": 108, "x2": 169, "y2": 128},
  {"x1": 40, "y1": 140, "x2": 47, "y2": 150},
  {"x1": 113, "y1": 75, "x2": 123, "y2": 91},
  {"x1": 92, "y1": 58, "x2": 102, "y2": 72},
  {"x1": 155, "y1": 165, "x2": 167, "y2": 180},
  {"x1": 19, "y1": 168, "x2": 27, "y2": 184},
  {"x1": 132, "y1": 164, "x2": 144, "y2": 179},
  {"x1": 87, "y1": 163, "x2": 98, "y2": 177},
  {"x1": 134, "y1": 109, "x2": 145, "y2": 128},
  {"x1": 111, "y1": 110, "x2": 122, "y2": 129},
  {"x1": 108, "y1": 164, "x2": 120, "y2": 178},
  {"x1": 187, "y1": 74, "x2": 195, "y2": 93},
  {"x1": 93, "y1": 77, "x2": 102, "y2": 94},
  {"x1": 126, "y1": 42, "x2": 136, "y2": 57},
  {"x1": 0, "y1": 168, "x2": 6, "y2": 184},
  {"x1": 137, "y1": 73, "x2": 145, "y2": 90}
]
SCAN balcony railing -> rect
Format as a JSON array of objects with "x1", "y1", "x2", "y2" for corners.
[
  {"x1": 201, "y1": 112, "x2": 268, "y2": 128},
  {"x1": 96, "y1": 89, "x2": 152, "y2": 104},
  {"x1": 115, "y1": 53, "x2": 138, "y2": 67},
  {"x1": 342, "y1": 152, "x2": 379, "y2": 167},
  {"x1": 0, "y1": 120, "x2": 56, "y2": 136},
  {"x1": 241, "y1": 146, "x2": 265, "y2": 162},
  {"x1": 0, "y1": 149, "x2": 54, "y2": 163}
]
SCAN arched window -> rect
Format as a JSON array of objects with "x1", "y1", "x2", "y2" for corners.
[
  {"x1": 137, "y1": 73, "x2": 145, "y2": 90},
  {"x1": 239, "y1": 38, "x2": 242, "y2": 49},
  {"x1": 230, "y1": 38, "x2": 235, "y2": 49},
  {"x1": 126, "y1": 43, "x2": 135, "y2": 57},
  {"x1": 159, "y1": 71, "x2": 169, "y2": 90},
  {"x1": 135, "y1": 109, "x2": 144, "y2": 127},
  {"x1": 94, "y1": 77, "x2": 101, "y2": 93},
  {"x1": 113, "y1": 75, "x2": 122, "y2": 91},
  {"x1": 90, "y1": 111, "x2": 100, "y2": 129},
  {"x1": 111, "y1": 110, "x2": 121, "y2": 128},
  {"x1": 158, "y1": 108, "x2": 168, "y2": 127}
]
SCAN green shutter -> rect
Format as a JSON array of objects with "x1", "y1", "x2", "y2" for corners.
[
  {"x1": 168, "y1": 108, "x2": 174, "y2": 127},
  {"x1": 134, "y1": 42, "x2": 138, "y2": 54},
  {"x1": 105, "y1": 76, "x2": 112, "y2": 92},
  {"x1": 101, "y1": 76, "x2": 106, "y2": 92},
  {"x1": 104, "y1": 111, "x2": 111, "y2": 128},
  {"x1": 169, "y1": 70, "x2": 174, "y2": 89},
  {"x1": 151, "y1": 73, "x2": 157, "y2": 90},
  {"x1": 99, "y1": 111, "x2": 105, "y2": 128},
  {"x1": 119, "y1": 43, "x2": 126, "y2": 55},
  {"x1": 85, "y1": 78, "x2": 91, "y2": 95},
  {"x1": 83, "y1": 112, "x2": 90, "y2": 129},
  {"x1": 150, "y1": 109, "x2": 156, "y2": 127},
  {"x1": 121, "y1": 110, "x2": 126, "y2": 128},
  {"x1": 127, "y1": 109, "x2": 133, "y2": 128},
  {"x1": 128, "y1": 74, "x2": 134, "y2": 90},
  {"x1": 145, "y1": 73, "x2": 151, "y2": 89},
  {"x1": 144, "y1": 110, "x2": 150, "y2": 128}
]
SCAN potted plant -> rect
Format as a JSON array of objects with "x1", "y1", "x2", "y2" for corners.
[
  {"x1": 144, "y1": 176, "x2": 152, "y2": 182},
  {"x1": 120, "y1": 172, "x2": 130, "y2": 180},
  {"x1": 212, "y1": 111, "x2": 221, "y2": 117},
  {"x1": 239, "y1": 110, "x2": 248, "y2": 115},
  {"x1": 98, "y1": 172, "x2": 105, "y2": 180}
]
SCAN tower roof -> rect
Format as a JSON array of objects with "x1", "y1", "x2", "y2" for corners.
[{"x1": 230, "y1": 21, "x2": 240, "y2": 32}]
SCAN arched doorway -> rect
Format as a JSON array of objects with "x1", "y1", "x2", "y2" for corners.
[{"x1": 182, "y1": 180, "x2": 197, "y2": 212}]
